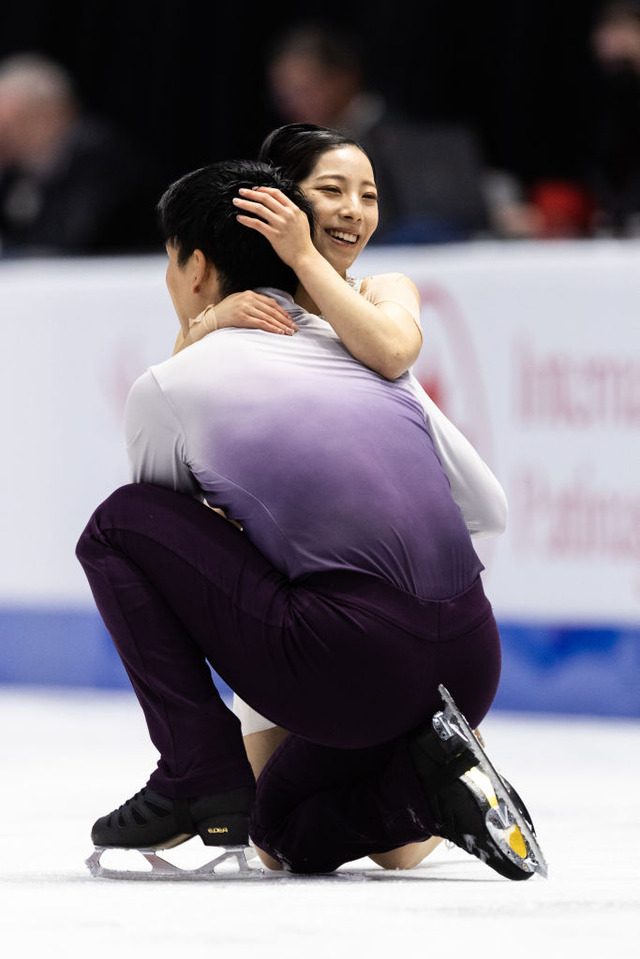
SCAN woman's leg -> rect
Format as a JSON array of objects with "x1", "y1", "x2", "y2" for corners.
[
  {"x1": 244, "y1": 727, "x2": 443, "y2": 871},
  {"x1": 250, "y1": 733, "x2": 437, "y2": 873}
]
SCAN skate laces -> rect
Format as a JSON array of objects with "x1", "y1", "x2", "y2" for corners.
[{"x1": 113, "y1": 788, "x2": 172, "y2": 828}]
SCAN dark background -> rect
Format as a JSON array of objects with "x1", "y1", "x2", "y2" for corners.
[{"x1": 0, "y1": 0, "x2": 606, "y2": 190}]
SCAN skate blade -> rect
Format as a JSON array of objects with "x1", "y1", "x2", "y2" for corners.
[
  {"x1": 434, "y1": 684, "x2": 549, "y2": 879},
  {"x1": 463, "y1": 766, "x2": 536, "y2": 874},
  {"x1": 85, "y1": 844, "x2": 261, "y2": 881}
]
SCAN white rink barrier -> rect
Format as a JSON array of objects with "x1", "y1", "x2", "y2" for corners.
[{"x1": 1, "y1": 242, "x2": 639, "y2": 715}]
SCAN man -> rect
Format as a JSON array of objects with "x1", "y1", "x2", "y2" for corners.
[{"x1": 76, "y1": 159, "x2": 543, "y2": 879}]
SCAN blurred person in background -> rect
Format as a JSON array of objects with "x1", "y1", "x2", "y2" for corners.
[
  {"x1": 0, "y1": 52, "x2": 165, "y2": 256},
  {"x1": 263, "y1": 20, "x2": 495, "y2": 244},
  {"x1": 587, "y1": 0, "x2": 640, "y2": 235}
]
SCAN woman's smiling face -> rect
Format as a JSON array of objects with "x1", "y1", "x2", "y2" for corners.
[{"x1": 298, "y1": 145, "x2": 379, "y2": 275}]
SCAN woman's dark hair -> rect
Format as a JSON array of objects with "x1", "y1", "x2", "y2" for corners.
[
  {"x1": 157, "y1": 159, "x2": 314, "y2": 297},
  {"x1": 258, "y1": 122, "x2": 375, "y2": 184}
]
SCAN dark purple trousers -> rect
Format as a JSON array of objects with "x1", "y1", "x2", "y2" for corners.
[{"x1": 76, "y1": 483, "x2": 501, "y2": 872}]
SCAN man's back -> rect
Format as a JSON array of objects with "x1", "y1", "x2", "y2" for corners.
[{"x1": 126, "y1": 291, "x2": 482, "y2": 600}]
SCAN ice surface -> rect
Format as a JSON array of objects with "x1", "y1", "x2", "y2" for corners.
[{"x1": 0, "y1": 688, "x2": 638, "y2": 958}]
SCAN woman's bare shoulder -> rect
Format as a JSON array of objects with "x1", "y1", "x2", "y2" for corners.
[
  {"x1": 359, "y1": 272, "x2": 421, "y2": 320},
  {"x1": 360, "y1": 272, "x2": 418, "y2": 294}
]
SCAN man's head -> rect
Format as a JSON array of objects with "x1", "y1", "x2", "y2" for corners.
[{"x1": 157, "y1": 159, "x2": 313, "y2": 326}]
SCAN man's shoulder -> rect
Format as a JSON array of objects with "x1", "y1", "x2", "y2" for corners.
[{"x1": 126, "y1": 366, "x2": 164, "y2": 409}]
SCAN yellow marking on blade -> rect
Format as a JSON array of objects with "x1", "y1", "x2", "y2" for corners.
[
  {"x1": 509, "y1": 826, "x2": 527, "y2": 858},
  {"x1": 466, "y1": 767, "x2": 528, "y2": 860}
]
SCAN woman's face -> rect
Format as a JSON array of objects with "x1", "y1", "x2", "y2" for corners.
[{"x1": 298, "y1": 145, "x2": 379, "y2": 275}]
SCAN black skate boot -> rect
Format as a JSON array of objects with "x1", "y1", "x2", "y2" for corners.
[
  {"x1": 90, "y1": 784, "x2": 255, "y2": 851},
  {"x1": 409, "y1": 685, "x2": 547, "y2": 881}
]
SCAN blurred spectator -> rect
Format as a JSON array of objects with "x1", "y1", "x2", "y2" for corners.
[
  {"x1": 0, "y1": 53, "x2": 165, "y2": 257},
  {"x1": 587, "y1": 1, "x2": 640, "y2": 235},
  {"x1": 263, "y1": 20, "x2": 495, "y2": 244}
]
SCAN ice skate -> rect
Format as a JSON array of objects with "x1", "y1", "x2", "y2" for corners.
[
  {"x1": 86, "y1": 784, "x2": 258, "y2": 880},
  {"x1": 409, "y1": 684, "x2": 548, "y2": 881}
]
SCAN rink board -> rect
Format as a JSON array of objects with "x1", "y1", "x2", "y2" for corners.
[{"x1": 1, "y1": 607, "x2": 638, "y2": 717}]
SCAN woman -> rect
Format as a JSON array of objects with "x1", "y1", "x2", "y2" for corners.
[
  {"x1": 173, "y1": 123, "x2": 505, "y2": 870},
  {"x1": 174, "y1": 123, "x2": 422, "y2": 380}
]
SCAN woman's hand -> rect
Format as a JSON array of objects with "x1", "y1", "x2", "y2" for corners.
[
  {"x1": 173, "y1": 291, "x2": 297, "y2": 354},
  {"x1": 232, "y1": 187, "x2": 315, "y2": 268},
  {"x1": 213, "y1": 291, "x2": 297, "y2": 335}
]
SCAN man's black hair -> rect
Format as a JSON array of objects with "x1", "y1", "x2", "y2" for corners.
[{"x1": 157, "y1": 159, "x2": 314, "y2": 297}]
